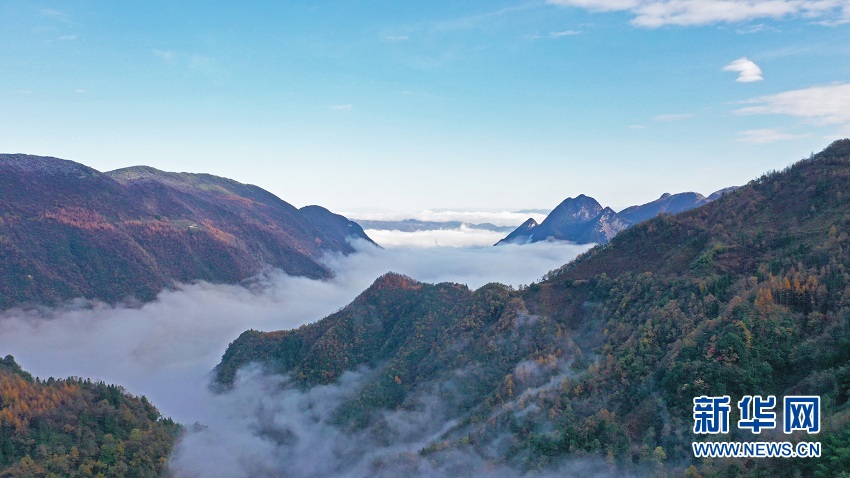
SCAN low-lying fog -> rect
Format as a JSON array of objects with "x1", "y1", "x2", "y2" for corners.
[
  {"x1": 364, "y1": 226, "x2": 509, "y2": 248},
  {"x1": 0, "y1": 238, "x2": 594, "y2": 477}
]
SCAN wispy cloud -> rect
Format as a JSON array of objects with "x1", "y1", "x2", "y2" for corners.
[
  {"x1": 736, "y1": 128, "x2": 809, "y2": 143},
  {"x1": 189, "y1": 55, "x2": 215, "y2": 73},
  {"x1": 546, "y1": 0, "x2": 850, "y2": 27},
  {"x1": 384, "y1": 35, "x2": 410, "y2": 42},
  {"x1": 735, "y1": 23, "x2": 777, "y2": 34},
  {"x1": 40, "y1": 8, "x2": 64, "y2": 17},
  {"x1": 430, "y1": 3, "x2": 541, "y2": 32},
  {"x1": 153, "y1": 49, "x2": 176, "y2": 61},
  {"x1": 527, "y1": 29, "x2": 583, "y2": 39},
  {"x1": 365, "y1": 226, "x2": 507, "y2": 248},
  {"x1": 653, "y1": 113, "x2": 695, "y2": 122},
  {"x1": 350, "y1": 209, "x2": 549, "y2": 228},
  {"x1": 549, "y1": 29, "x2": 582, "y2": 37},
  {"x1": 733, "y1": 83, "x2": 850, "y2": 125},
  {"x1": 723, "y1": 57, "x2": 763, "y2": 82},
  {"x1": 329, "y1": 104, "x2": 353, "y2": 111},
  {"x1": 74, "y1": 89, "x2": 87, "y2": 94},
  {"x1": 628, "y1": 124, "x2": 647, "y2": 129},
  {"x1": 58, "y1": 34, "x2": 77, "y2": 41}
]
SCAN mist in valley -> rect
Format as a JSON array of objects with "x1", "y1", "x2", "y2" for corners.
[{"x1": 0, "y1": 237, "x2": 594, "y2": 476}]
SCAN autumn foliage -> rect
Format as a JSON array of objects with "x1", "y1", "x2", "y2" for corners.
[
  {"x1": 0, "y1": 356, "x2": 179, "y2": 477},
  {"x1": 215, "y1": 140, "x2": 850, "y2": 476}
]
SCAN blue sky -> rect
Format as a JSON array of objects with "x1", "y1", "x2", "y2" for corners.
[{"x1": 2, "y1": 1, "x2": 849, "y2": 213}]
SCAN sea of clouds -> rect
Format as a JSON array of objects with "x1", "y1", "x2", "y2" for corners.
[
  {"x1": 0, "y1": 238, "x2": 602, "y2": 477},
  {"x1": 354, "y1": 208, "x2": 549, "y2": 247},
  {"x1": 345, "y1": 209, "x2": 549, "y2": 228}
]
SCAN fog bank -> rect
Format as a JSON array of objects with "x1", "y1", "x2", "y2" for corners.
[
  {"x1": 365, "y1": 226, "x2": 510, "y2": 248},
  {"x1": 348, "y1": 209, "x2": 548, "y2": 228},
  {"x1": 0, "y1": 239, "x2": 590, "y2": 423}
]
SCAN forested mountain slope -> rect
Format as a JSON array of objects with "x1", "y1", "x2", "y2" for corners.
[
  {"x1": 0, "y1": 155, "x2": 374, "y2": 308},
  {"x1": 216, "y1": 140, "x2": 850, "y2": 476},
  {"x1": 0, "y1": 355, "x2": 179, "y2": 477}
]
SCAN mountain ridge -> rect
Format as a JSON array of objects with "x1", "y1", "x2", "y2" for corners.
[
  {"x1": 0, "y1": 355, "x2": 179, "y2": 476},
  {"x1": 0, "y1": 154, "x2": 376, "y2": 309},
  {"x1": 497, "y1": 188, "x2": 735, "y2": 246},
  {"x1": 214, "y1": 140, "x2": 850, "y2": 476}
]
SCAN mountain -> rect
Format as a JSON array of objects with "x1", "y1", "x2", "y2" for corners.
[
  {"x1": 0, "y1": 355, "x2": 179, "y2": 477},
  {"x1": 0, "y1": 154, "x2": 375, "y2": 309},
  {"x1": 215, "y1": 140, "x2": 850, "y2": 476},
  {"x1": 618, "y1": 191, "x2": 708, "y2": 224},
  {"x1": 497, "y1": 217, "x2": 539, "y2": 243},
  {"x1": 497, "y1": 194, "x2": 621, "y2": 245},
  {"x1": 707, "y1": 186, "x2": 738, "y2": 201},
  {"x1": 298, "y1": 205, "x2": 379, "y2": 248},
  {"x1": 497, "y1": 190, "x2": 732, "y2": 246}
]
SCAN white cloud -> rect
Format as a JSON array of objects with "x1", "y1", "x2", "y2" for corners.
[
  {"x1": 329, "y1": 104, "x2": 353, "y2": 110},
  {"x1": 736, "y1": 128, "x2": 808, "y2": 143},
  {"x1": 723, "y1": 57, "x2": 763, "y2": 82},
  {"x1": 366, "y1": 226, "x2": 508, "y2": 248},
  {"x1": 384, "y1": 35, "x2": 410, "y2": 41},
  {"x1": 58, "y1": 34, "x2": 77, "y2": 41},
  {"x1": 735, "y1": 23, "x2": 777, "y2": 33},
  {"x1": 652, "y1": 113, "x2": 695, "y2": 121},
  {"x1": 153, "y1": 49, "x2": 176, "y2": 61},
  {"x1": 628, "y1": 124, "x2": 647, "y2": 129},
  {"x1": 0, "y1": 238, "x2": 593, "y2": 475},
  {"x1": 349, "y1": 209, "x2": 549, "y2": 227},
  {"x1": 0, "y1": 239, "x2": 588, "y2": 423},
  {"x1": 330, "y1": 240, "x2": 591, "y2": 288},
  {"x1": 546, "y1": 0, "x2": 850, "y2": 27},
  {"x1": 733, "y1": 83, "x2": 850, "y2": 125},
  {"x1": 549, "y1": 29, "x2": 582, "y2": 37},
  {"x1": 428, "y1": 3, "x2": 540, "y2": 33},
  {"x1": 188, "y1": 55, "x2": 216, "y2": 74},
  {"x1": 40, "y1": 8, "x2": 64, "y2": 17},
  {"x1": 167, "y1": 364, "x2": 616, "y2": 477}
]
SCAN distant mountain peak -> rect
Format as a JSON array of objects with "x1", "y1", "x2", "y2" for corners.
[
  {"x1": 519, "y1": 217, "x2": 538, "y2": 228},
  {"x1": 550, "y1": 195, "x2": 603, "y2": 218},
  {"x1": 498, "y1": 188, "x2": 733, "y2": 247},
  {"x1": 214, "y1": 140, "x2": 850, "y2": 477},
  {"x1": 494, "y1": 217, "x2": 540, "y2": 245}
]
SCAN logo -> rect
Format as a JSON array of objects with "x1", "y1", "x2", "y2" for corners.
[
  {"x1": 737, "y1": 395, "x2": 776, "y2": 434},
  {"x1": 692, "y1": 394, "x2": 821, "y2": 458},
  {"x1": 783, "y1": 396, "x2": 820, "y2": 434},
  {"x1": 693, "y1": 395, "x2": 730, "y2": 434}
]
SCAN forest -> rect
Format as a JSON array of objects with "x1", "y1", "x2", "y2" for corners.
[
  {"x1": 216, "y1": 140, "x2": 850, "y2": 476},
  {"x1": 0, "y1": 356, "x2": 179, "y2": 478}
]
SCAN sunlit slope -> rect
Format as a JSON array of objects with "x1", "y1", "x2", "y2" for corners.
[
  {"x1": 0, "y1": 155, "x2": 375, "y2": 308},
  {"x1": 0, "y1": 355, "x2": 179, "y2": 477},
  {"x1": 216, "y1": 140, "x2": 850, "y2": 476}
]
